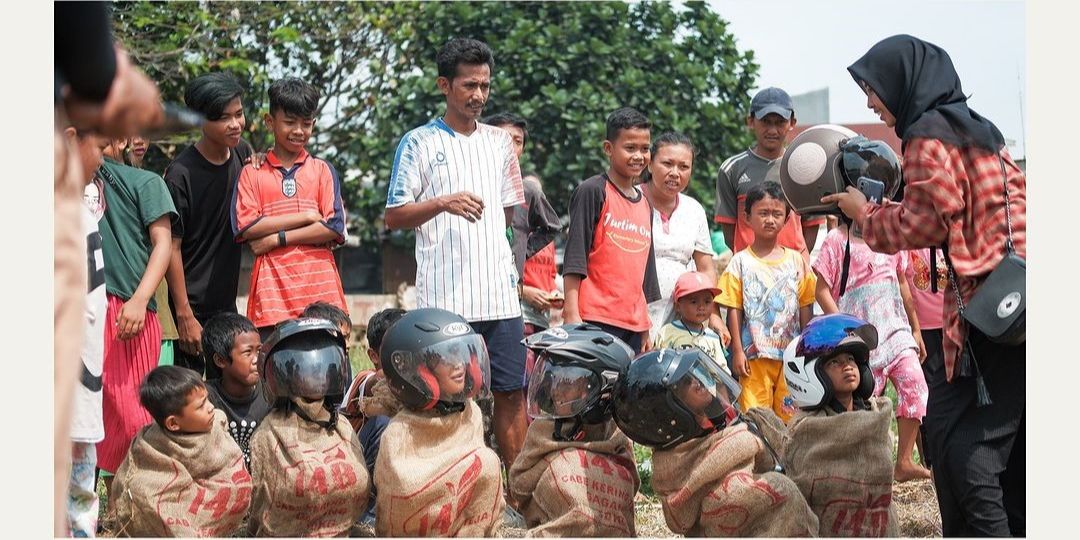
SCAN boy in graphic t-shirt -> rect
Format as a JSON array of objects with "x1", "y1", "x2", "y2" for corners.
[{"x1": 562, "y1": 107, "x2": 661, "y2": 353}]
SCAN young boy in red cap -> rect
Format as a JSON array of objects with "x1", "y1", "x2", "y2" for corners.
[{"x1": 652, "y1": 271, "x2": 728, "y2": 371}]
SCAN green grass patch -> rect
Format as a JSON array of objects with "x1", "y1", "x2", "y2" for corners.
[{"x1": 633, "y1": 443, "x2": 654, "y2": 496}]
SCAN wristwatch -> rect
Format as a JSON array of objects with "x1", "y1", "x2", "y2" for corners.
[{"x1": 278, "y1": 230, "x2": 287, "y2": 247}]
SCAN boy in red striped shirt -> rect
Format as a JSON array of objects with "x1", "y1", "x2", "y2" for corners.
[{"x1": 231, "y1": 78, "x2": 349, "y2": 336}]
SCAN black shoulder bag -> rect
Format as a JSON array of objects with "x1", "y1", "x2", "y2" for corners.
[{"x1": 942, "y1": 153, "x2": 1025, "y2": 406}]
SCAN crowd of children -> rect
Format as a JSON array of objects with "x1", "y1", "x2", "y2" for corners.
[{"x1": 64, "y1": 35, "x2": 979, "y2": 539}]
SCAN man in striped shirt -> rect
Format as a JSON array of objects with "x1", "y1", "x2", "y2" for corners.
[{"x1": 384, "y1": 38, "x2": 528, "y2": 478}]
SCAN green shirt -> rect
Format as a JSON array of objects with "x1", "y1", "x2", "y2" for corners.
[{"x1": 98, "y1": 159, "x2": 177, "y2": 311}]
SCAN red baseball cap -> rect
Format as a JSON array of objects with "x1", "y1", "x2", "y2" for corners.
[{"x1": 673, "y1": 271, "x2": 722, "y2": 302}]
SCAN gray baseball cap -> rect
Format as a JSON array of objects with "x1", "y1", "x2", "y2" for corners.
[{"x1": 750, "y1": 87, "x2": 795, "y2": 120}]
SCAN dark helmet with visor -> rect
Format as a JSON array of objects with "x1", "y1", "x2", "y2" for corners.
[
  {"x1": 612, "y1": 348, "x2": 742, "y2": 450},
  {"x1": 525, "y1": 324, "x2": 635, "y2": 441},
  {"x1": 261, "y1": 317, "x2": 352, "y2": 426},
  {"x1": 379, "y1": 308, "x2": 490, "y2": 415}
]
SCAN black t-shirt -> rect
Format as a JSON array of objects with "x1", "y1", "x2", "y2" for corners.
[
  {"x1": 164, "y1": 142, "x2": 252, "y2": 319},
  {"x1": 205, "y1": 378, "x2": 272, "y2": 467},
  {"x1": 511, "y1": 180, "x2": 561, "y2": 277}
]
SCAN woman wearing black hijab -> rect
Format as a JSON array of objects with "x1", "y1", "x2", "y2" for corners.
[{"x1": 823, "y1": 35, "x2": 1025, "y2": 537}]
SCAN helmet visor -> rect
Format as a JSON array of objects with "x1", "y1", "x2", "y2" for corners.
[
  {"x1": 797, "y1": 314, "x2": 878, "y2": 359},
  {"x1": 387, "y1": 334, "x2": 491, "y2": 404},
  {"x1": 670, "y1": 354, "x2": 742, "y2": 430},
  {"x1": 526, "y1": 354, "x2": 601, "y2": 420}
]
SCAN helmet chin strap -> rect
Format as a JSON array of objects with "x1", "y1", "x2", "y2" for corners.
[
  {"x1": 433, "y1": 401, "x2": 466, "y2": 416},
  {"x1": 286, "y1": 399, "x2": 339, "y2": 432},
  {"x1": 552, "y1": 417, "x2": 585, "y2": 442},
  {"x1": 738, "y1": 414, "x2": 786, "y2": 474}
]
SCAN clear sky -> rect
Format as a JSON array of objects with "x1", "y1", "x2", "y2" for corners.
[{"x1": 709, "y1": 0, "x2": 1026, "y2": 158}]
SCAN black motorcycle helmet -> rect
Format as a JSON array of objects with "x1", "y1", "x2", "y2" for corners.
[
  {"x1": 261, "y1": 318, "x2": 351, "y2": 427},
  {"x1": 612, "y1": 348, "x2": 742, "y2": 450},
  {"x1": 841, "y1": 136, "x2": 903, "y2": 201},
  {"x1": 379, "y1": 308, "x2": 490, "y2": 415},
  {"x1": 522, "y1": 322, "x2": 612, "y2": 352},
  {"x1": 525, "y1": 327, "x2": 635, "y2": 441}
]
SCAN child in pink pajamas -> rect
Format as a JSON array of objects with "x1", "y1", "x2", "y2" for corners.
[{"x1": 812, "y1": 223, "x2": 930, "y2": 483}]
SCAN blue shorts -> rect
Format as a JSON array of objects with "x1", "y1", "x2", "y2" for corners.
[{"x1": 470, "y1": 317, "x2": 526, "y2": 392}]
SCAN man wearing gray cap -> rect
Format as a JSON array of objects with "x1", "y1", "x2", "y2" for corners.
[{"x1": 715, "y1": 87, "x2": 824, "y2": 258}]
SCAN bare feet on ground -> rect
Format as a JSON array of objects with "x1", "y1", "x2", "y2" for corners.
[{"x1": 895, "y1": 461, "x2": 932, "y2": 483}]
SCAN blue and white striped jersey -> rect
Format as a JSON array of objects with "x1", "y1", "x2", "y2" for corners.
[{"x1": 387, "y1": 118, "x2": 525, "y2": 321}]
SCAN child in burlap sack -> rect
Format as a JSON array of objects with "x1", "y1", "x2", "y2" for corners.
[
  {"x1": 111, "y1": 366, "x2": 253, "y2": 537},
  {"x1": 375, "y1": 308, "x2": 505, "y2": 537},
  {"x1": 333, "y1": 306, "x2": 406, "y2": 528},
  {"x1": 782, "y1": 313, "x2": 900, "y2": 536},
  {"x1": 508, "y1": 324, "x2": 639, "y2": 537},
  {"x1": 246, "y1": 318, "x2": 370, "y2": 537},
  {"x1": 614, "y1": 348, "x2": 819, "y2": 537}
]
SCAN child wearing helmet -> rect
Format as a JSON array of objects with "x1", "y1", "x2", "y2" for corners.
[
  {"x1": 246, "y1": 318, "x2": 370, "y2": 537},
  {"x1": 812, "y1": 217, "x2": 931, "y2": 483},
  {"x1": 508, "y1": 324, "x2": 640, "y2": 537},
  {"x1": 612, "y1": 348, "x2": 818, "y2": 537},
  {"x1": 782, "y1": 314, "x2": 901, "y2": 536},
  {"x1": 374, "y1": 308, "x2": 504, "y2": 537}
]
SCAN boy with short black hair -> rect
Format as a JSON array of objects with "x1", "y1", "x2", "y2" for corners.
[
  {"x1": 717, "y1": 181, "x2": 815, "y2": 423},
  {"x1": 139, "y1": 365, "x2": 216, "y2": 433},
  {"x1": 563, "y1": 107, "x2": 661, "y2": 353},
  {"x1": 202, "y1": 312, "x2": 270, "y2": 467},
  {"x1": 165, "y1": 71, "x2": 254, "y2": 377},
  {"x1": 232, "y1": 77, "x2": 349, "y2": 339},
  {"x1": 111, "y1": 366, "x2": 252, "y2": 537}
]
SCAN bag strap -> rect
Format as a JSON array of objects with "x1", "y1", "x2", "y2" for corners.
[{"x1": 997, "y1": 153, "x2": 1016, "y2": 254}]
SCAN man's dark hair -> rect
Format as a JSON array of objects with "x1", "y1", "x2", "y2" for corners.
[
  {"x1": 744, "y1": 181, "x2": 790, "y2": 216},
  {"x1": 366, "y1": 308, "x2": 407, "y2": 354},
  {"x1": 605, "y1": 107, "x2": 651, "y2": 141},
  {"x1": 201, "y1": 312, "x2": 257, "y2": 366},
  {"x1": 184, "y1": 72, "x2": 245, "y2": 120},
  {"x1": 436, "y1": 38, "x2": 494, "y2": 79},
  {"x1": 483, "y1": 112, "x2": 528, "y2": 142},
  {"x1": 140, "y1": 366, "x2": 206, "y2": 428},
  {"x1": 302, "y1": 301, "x2": 352, "y2": 331},
  {"x1": 268, "y1": 77, "x2": 320, "y2": 119}
]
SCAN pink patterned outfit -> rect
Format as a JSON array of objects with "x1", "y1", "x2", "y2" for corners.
[{"x1": 813, "y1": 228, "x2": 928, "y2": 420}]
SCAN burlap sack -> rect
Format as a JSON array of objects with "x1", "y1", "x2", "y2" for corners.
[
  {"x1": 111, "y1": 409, "x2": 252, "y2": 537},
  {"x1": 652, "y1": 423, "x2": 819, "y2": 537},
  {"x1": 508, "y1": 419, "x2": 639, "y2": 537},
  {"x1": 375, "y1": 400, "x2": 504, "y2": 537},
  {"x1": 248, "y1": 398, "x2": 371, "y2": 537},
  {"x1": 361, "y1": 376, "x2": 403, "y2": 419},
  {"x1": 786, "y1": 397, "x2": 898, "y2": 537}
]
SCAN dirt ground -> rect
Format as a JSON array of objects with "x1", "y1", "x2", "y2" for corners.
[{"x1": 491, "y1": 479, "x2": 941, "y2": 538}]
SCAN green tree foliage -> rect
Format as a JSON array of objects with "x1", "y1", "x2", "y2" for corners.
[
  {"x1": 110, "y1": 0, "x2": 405, "y2": 242},
  {"x1": 112, "y1": 1, "x2": 758, "y2": 244},
  {"x1": 360, "y1": 1, "x2": 759, "y2": 220}
]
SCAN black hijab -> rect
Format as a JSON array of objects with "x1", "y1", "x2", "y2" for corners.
[{"x1": 847, "y1": 34, "x2": 1005, "y2": 152}]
